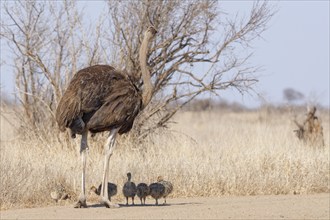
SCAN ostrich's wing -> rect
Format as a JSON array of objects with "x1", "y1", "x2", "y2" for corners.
[
  {"x1": 55, "y1": 85, "x2": 82, "y2": 132},
  {"x1": 87, "y1": 80, "x2": 142, "y2": 134},
  {"x1": 55, "y1": 65, "x2": 118, "y2": 131}
]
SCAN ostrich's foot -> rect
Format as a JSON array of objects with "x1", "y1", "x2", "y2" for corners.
[
  {"x1": 101, "y1": 198, "x2": 120, "y2": 208},
  {"x1": 74, "y1": 199, "x2": 87, "y2": 208}
]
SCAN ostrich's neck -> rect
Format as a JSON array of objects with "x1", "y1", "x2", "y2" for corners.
[{"x1": 139, "y1": 32, "x2": 153, "y2": 108}]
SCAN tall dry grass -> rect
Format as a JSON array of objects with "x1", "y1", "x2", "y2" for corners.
[{"x1": 0, "y1": 107, "x2": 329, "y2": 210}]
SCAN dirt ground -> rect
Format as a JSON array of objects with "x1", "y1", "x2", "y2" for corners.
[{"x1": 1, "y1": 194, "x2": 329, "y2": 219}]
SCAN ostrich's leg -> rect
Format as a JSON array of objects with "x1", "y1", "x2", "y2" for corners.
[
  {"x1": 100, "y1": 128, "x2": 120, "y2": 208},
  {"x1": 74, "y1": 131, "x2": 88, "y2": 208}
]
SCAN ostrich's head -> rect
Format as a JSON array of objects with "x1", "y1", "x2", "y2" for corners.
[
  {"x1": 157, "y1": 176, "x2": 164, "y2": 182},
  {"x1": 90, "y1": 185, "x2": 99, "y2": 195}
]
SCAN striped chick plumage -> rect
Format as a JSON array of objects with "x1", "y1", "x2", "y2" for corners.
[
  {"x1": 157, "y1": 176, "x2": 173, "y2": 204},
  {"x1": 50, "y1": 183, "x2": 70, "y2": 203}
]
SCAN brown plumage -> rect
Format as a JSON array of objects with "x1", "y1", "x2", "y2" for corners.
[
  {"x1": 55, "y1": 27, "x2": 157, "y2": 208},
  {"x1": 136, "y1": 183, "x2": 150, "y2": 205},
  {"x1": 56, "y1": 65, "x2": 142, "y2": 137}
]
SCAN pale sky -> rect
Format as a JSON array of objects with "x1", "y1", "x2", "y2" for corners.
[
  {"x1": 1, "y1": 1, "x2": 329, "y2": 107},
  {"x1": 218, "y1": 1, "x2": 329, "y2": 107}
]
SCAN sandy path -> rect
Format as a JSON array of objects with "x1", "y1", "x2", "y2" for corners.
[{"x1": 1, "y1": 194, "x2": 329, "y2": 219}]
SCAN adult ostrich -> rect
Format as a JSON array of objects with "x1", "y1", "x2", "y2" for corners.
[{"x1": 55, "y1": 26, "x2": 157, "y2": 208}]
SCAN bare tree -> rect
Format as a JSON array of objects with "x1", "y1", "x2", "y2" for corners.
[
  {"x1": 105, "y1": 0, "x2": 275, "y2": 138},
  {"x1": 1, "y1": 0, "x2": 275, "y2": 140},
  {"x1": 1, "y1": 0, "x2": 107, "y2": 137}
]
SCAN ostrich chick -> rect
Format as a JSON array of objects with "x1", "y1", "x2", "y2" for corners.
[
  {"x1": 136, "y1": 183, "x2": 150, "y2": 205},
  {"x1": 90, "y1": 182, "x2": 117, "y2": 201},
  {"x1": 123, "y1": 172, "x2": 137, "y2": 205},
  {"x1": 50, "y1": 183, "x2": 70, "y2": 203},
  {"x1": 157, "y1": 176, "x2": 173, "y2": 204},
  {"x1": 149, "y1": 182, "x2": 165, "y2": 205}
]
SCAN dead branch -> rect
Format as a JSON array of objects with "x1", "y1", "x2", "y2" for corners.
[{"x1": 293, "y1": 106, "x2": 325, "y2": 148}]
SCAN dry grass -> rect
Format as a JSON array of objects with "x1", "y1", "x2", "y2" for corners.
[{"x1": 0, "y1": 107, "x2": 329, "y2": 210}]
